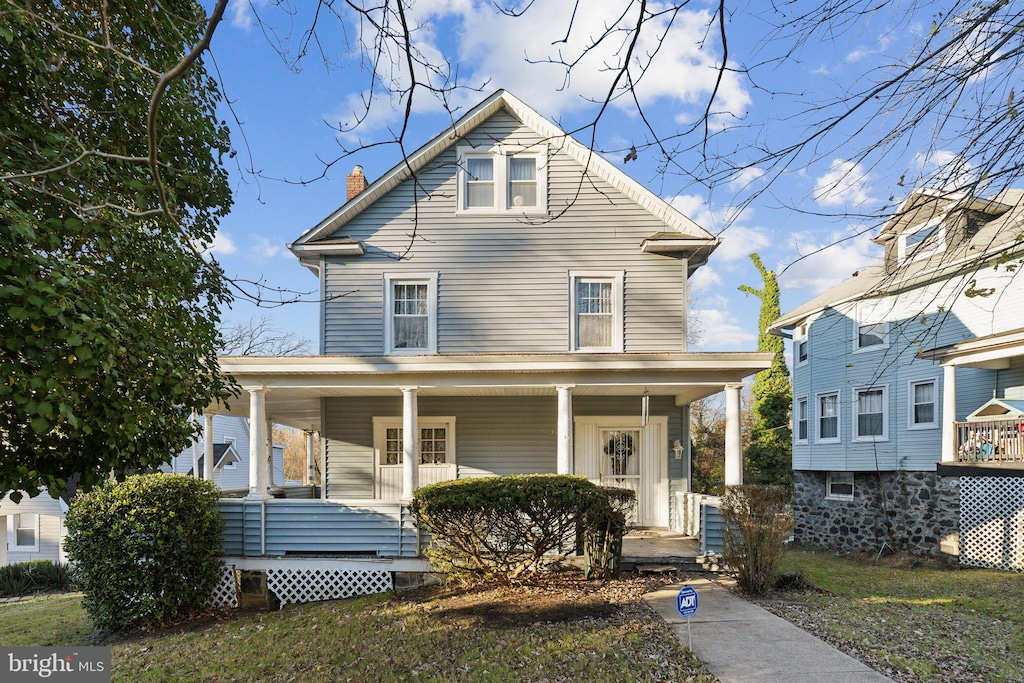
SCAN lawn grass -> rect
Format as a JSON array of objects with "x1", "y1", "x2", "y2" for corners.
[
  {"x1": 0, "y1": 593, "x2": 92, "y2": 646},
  {"x1": 771, "y1": 550, "x2": 1024, "y2": 683}
]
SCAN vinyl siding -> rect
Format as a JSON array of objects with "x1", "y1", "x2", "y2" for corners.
[
  {"x1": 3, "y1": 514, "x2": 63, "y2": 565},
  {"x1": 322, "y1": 110, "x2": 688, "y2": 355}
]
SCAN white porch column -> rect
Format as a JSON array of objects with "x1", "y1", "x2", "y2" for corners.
[
  {"x1": 941, "y1": 364, "x2": 957, "y2": 463},
  {"x1": 556, "y1": 385, "x2": 574, "y2": 475},
  {"x1": 266, "y1": 416, "x2": 276, "y2": 488},
  {"x1": 191, "y1": 412, "x2": 200, "y2": 478},
  {"x1": 402, "y1": 387, "x2": 419, "y2": 500},
  {"x1": 305, "y1": 431, "x2": 316, "y2": 485},
  {"x1": 724, "y1": 383, "x2": 744, "y2": 486},
  {"x1": 203, "y1": 412, "x2": 215, "y2": 482},
  {"x1": 246, "y1": 387, "x2": 270, "y2": 500}
]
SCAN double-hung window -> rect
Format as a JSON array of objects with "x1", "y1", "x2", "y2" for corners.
[
  {"x1": 854, "y1": 301, "x2": 888, "y2": 351},
  {"x1": 796, "y1": 397, "x2": 808, "y2": 443},
  {"x1": 908, "y1": 379, "x2": 938, "y2": 429},
  {"x1": 826, "y1": 472, "x2": 855, "y2": 501},
  {"x1": 8, "y1": 513, "x2": 39, "y2": 552},
  {"x1": 816, "y1": 391, "x2": 840, "y2": 443},
  {"x1": 795, "y1": 324, "x2": 808, "y2": 366},
  {"x1": 570, "y1": 272, "x2": 623, "y2": 352},
  {"x1": 457, "y1": 146, "x2": 547, "y2": 214},
  {"x1": 384, "y1": 273, "x2": 438, "y2": 354},
  {"x1": 464, "y1": 157, "x2": 495, "y2": 208},
  {"x1": 854, "y1": 386, "x2": 888, "y2": 441},
  {"x1": 898, "y1": 216, "x2": 945, "y2": 263}
]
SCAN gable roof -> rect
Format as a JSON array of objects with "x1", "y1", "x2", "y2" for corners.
[{"x1": 289, "y1": 90, "x2": 717, "y2": 260}]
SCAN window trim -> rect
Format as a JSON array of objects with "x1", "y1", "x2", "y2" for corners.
[
  {"x1": 8, "y1": 513, "x2": 40, "y2": 552},
  {"x1": 569, "y1": 271, "x2": 624, "y2": 352},
  {"x1": 456, "y1": 145, "x2": 548, "y2": 215},
  {"x1": 795, "y1": 324, "x2": 808, "y2": 367},
  {"x1": 222, "y1": 437, "x2": 238, "y2": 470},
  {"x1": 907, "y1": 378, "x2": 939, "y2": 430},
  {"x1": 383, "y1": 272, "x2": 438, "y2": 355},
  {"x1": 795, "y1": 396, "x2": 808, "y2": 444},
  {"x1": 852, "y1": 302, "x2": 889, "y2": 353},
  {"x1": 852, "y1": 385, "x2": 889, "y2": 443},
  {"x1": 815, "y1": 390, "x2": 841, "y2": 444},
  {"x1": 898, "y1": 216, "x2": 946, "y2": 264},
  {"x1": 826, "y1": 472, "x2": 855, "y2": 501},
  {"x1": 372, "y1": 416, "x2": 457, "y2": 468}
]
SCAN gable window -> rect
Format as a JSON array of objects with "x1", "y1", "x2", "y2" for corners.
[
  {"x1": 854, "y1": 386, "x2": 888, "y2": 441},
  {"x1": 854, "y1": 301, "x2": 888, "y2": 351},
  {"x1": 795, "y1": 324, "x2": 808, "y2": 366},
  {"x1": 384, "y1": 273, "x2": 438, "y2": 354},
  {"x1": 898, "y1": 217, "x2": 945, "y2": 263},
  {"x1": 570, "y1": 271, "x2": 623, "y2": 352},
  {"x1": 8, "y1": 513, "x2": 39, "y2": 551},
  {"x1": 796, "y1": 397, "x2": 808, "y2": 443},
  {"x1": 909, "y1": 379, "x2": 938, "y2": 429},
  {"x1": 816, "y1": 391, "x2": 840, "y2": 443},
  {"x1": 457, "y1": 146, "x2": 547, "y2": 214},
  {"x1": 826, "y1": 472, "x2": 854, "y2": 501}
]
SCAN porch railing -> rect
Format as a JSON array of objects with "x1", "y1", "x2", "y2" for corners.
[
  {"x1": 955, "y1": 419, "x2": 1024, "y2": 463},
  {"x1": 219, "y1": 499, "x2": 420, "y2": 558}
]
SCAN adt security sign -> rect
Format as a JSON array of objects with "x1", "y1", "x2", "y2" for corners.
[{"x1": 676, "y1": 586, "x2": 699, "y2": 619}]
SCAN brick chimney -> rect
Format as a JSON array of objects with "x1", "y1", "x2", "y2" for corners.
[{"x1": 346, "y1": 165, "x2": 368, "y2": 201}]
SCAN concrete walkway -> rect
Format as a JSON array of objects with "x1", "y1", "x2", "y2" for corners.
[{"x1": 644, "y1": 578, "x2": 894, "y2": 683}]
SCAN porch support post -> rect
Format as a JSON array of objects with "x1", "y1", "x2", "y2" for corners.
[
  {"x1": 266, "y1": 416, "x2": 276, "y2": 488},
  {"x1": 402, "y1": 387, "x2": 419, "y2": 500},
  {"x1": 191, "y1": 412, "x2": 200, "y2": 478},
  {"x1": 305, "y1": 431, "x2": 316, "y2": 485},
  {"x1": 203, "y1": 412, "x2": 215, "y2": 482},
  {"x1": 246, "y1": 386, "x2": 270, "y2": 501},
  {"x1": 556, "y1": 385, "x2": 574, "y2": 475},
  {"x1": 724, "y1": 383, "x2": 743, "y2": 486},
  {"x1": 942, "y1": 364, "x2": 957, "y2": 463}
]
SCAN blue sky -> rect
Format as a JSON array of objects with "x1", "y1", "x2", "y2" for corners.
[{"x1": 201, "y1": 1, "x2": 964, "y2": 352}]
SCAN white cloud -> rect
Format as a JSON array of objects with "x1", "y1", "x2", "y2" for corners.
[
  {"x1": 778, "y1": 229, "x2": 880, "y2": 295},
  {"x1": 689, "y1": 308, "x2": 755, "y2": 349},
  {"x1": 667, "y1": 194, "x2": 752, "y2": 233},
  {"x1": 249, "y1": 236, "x2": 283, "y2": 261},
  {"x1": 813, "y1": 159, "x2": 872, "y2": 207},
  {"x1": 729, "y1": 167, "x2": 765, "y2": 191},
  {"x1": 912, "y1": 149, "x2": 978, "y2": 191},
  {"x1": 228, "y1": 0, "x2": 271, "y2": 31},
  {"x1": 846, "y1": 34, "x2": 893, "y2": 63},
  {"x1": 689, "y1": 265, "x2": 722, "y2": 292},
  {"x1": 206, "y1": 231, "x2": 237, "y2": 256},
  {"x1": 714, "y1": 225, "x2": 772, "y2": 262}
]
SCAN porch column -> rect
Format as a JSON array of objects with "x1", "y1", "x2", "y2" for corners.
[
  {"x1": 402, "y1": 387, "x2": 419, "y2": 500},
  {"x1": 266, "y1": 416, "x2": 276, "y2": 487},
  {"x1": 942, "y1": 364, "x2": 957, "y2": 463},
  {"x1": 724, "y1": 383, "x2": 743, "y2": 486},
  {"x1": 305, "y1": 431, "x2": 316, "y2": 485},
  {"x1": 191, "y1": 412, "x2": 200, "y2": 478},
  {"x1": 203, "y1": 412, "x2": 215, "y2": 482},
  {"x1": 246, "y1": 386, "x2": 270, "y2": 501},
  {"x1": 556, "y1": 385, "x2": 574, "y2": 474}
]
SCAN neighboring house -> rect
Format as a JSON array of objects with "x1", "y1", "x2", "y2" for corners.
[
  {"x1": 204, "y1": 90, "x2": 770, "y2": 604},
  {"x1": 770, "y1": 187, "x2": 1024, "y2": 570},
  {"x1": 161, "y1": 414, "x2": 297, "y2": 492},
  {"x1": 0, "y1": 490, "x2": 68, "y2": 566}
]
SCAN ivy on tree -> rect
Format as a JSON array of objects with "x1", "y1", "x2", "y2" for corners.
[
  {"x1": 0, "y1": 1, "x2": 235, "y2": 500},
  {"x1": 739, "y1": 253, "x2": 793, "y2": 488}
]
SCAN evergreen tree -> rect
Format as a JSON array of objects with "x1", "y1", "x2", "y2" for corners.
[{"x1": 739, "y1": 253, "x2": 793, "y2": 488}]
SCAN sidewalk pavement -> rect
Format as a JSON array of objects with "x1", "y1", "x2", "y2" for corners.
[{"x1": 644, "y1": 578, "x2": 894, "y2": 683}]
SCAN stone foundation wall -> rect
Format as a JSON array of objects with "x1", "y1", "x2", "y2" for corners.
[{"x1": 792, "y1": 471, "x2": 960, "y2": 557}]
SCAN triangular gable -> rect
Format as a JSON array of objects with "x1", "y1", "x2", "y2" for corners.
[
  {"x1": 290, "y1": 90, "x2": 716, "y2": 251},
  {"x1": 967, "y1": 398, "x2": 1024, "y2": 421}
]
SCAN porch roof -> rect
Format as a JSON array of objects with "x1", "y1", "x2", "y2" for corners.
[
  {"x1": 213, "y1": 352, "x2": 772, "y2": 431},
  {"x1": 919, "y1": 325, "x2": 1024, "y2": 369}
]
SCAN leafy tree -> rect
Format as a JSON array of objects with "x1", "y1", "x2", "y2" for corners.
[
  {"x1": 739, "y1": 253, "x2": 792, "y2": 488},
  {"x1": 690, "y1": 397, "x2": 725, "y2": 496},
  {"x1": 0, "y1": 1, "x2": 235, "y2": 499}
]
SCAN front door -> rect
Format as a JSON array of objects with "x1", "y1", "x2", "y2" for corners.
[{"x1": 574, "y1": 417, "x2": 668, "y2": 526}]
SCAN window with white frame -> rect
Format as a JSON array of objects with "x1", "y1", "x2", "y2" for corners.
[
  {"x1": 375, "y1": 419, "x2": 456, "y2": 465},
  {"x1": 826, "y1": 471, "x2": 854, "y2": 501},
  {"x1": 458, "y1": 147, "x2": 547, "y2": 213},
  {"x1": 796, "y1": 397, "x2": 808, "y2": 443},
  {"x1": 854, "y1": 301, "x2": 888, "y2": 351},
  {"x1": 570, "y1": 272, "x2": 623, "y2": 352},
  {"x1": 9, "y1": 513, "x2": 39, "y2": 551},
  {"x1": 908, "y1": 379, "x2": 938, "y2": 429},
  {"x1": 223, "y1": 438, "x2": 237, "y2": 469},
  {"x1": 816, "y1": 391, "x2": 840, "y2": 443},
  {"x1": 384, "y1": 273, "x2": 438, "y2": 354},
  {"x1": 854, "y1": 386, "x2": 888, "y2": 441},
  {"x1": 898, "y1": 216, "x2": 945, "y2": 263}
]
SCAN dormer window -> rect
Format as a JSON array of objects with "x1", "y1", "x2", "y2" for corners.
[
  {"x1": 457, "y1": 146, "x2": 547, "y2": 214},
  {"x1": 853, "y1": 301, "x2": 888, "y2": 352},
  {"x1": 898, "y1": 216, "x2": 945, "y2": 263}
]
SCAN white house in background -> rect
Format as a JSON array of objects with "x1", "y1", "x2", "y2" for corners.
[
  {"x1": 770, "y1": 187, "x2": 1024, "y2": 570},
  {"x1": 201, "y1": 89, "x2": 770, "y2": 608},
  {"x1": 161, "y1": 414, "x2": 298, "y2": 492},
  {"x1": 0, "y1": 490, "x2": 68, "y2": 566}
]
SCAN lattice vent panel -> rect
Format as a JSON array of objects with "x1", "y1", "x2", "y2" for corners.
[
  {"x1": 265, "y1": 569, "x2": 393, "y2": 607},
  {"x1": 959, "y1": 476, "x2": 1024, "y2": 572},
  {"x1": 205, "y1": 565, "x2": 239, "y2": 608}
]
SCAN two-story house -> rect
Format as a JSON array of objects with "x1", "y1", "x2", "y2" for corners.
[
  {"x1": 770, "y1": 187, "x2": 1024, "y2": 569},
  {"x1": 208, "y1": 91, "x2": 770, "y2": 604}
]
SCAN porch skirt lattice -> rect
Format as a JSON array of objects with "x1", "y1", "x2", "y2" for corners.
[
  {"x1": 205, "y1": 564, "x2": 239, "y2": 608},
  {"x1": 959, "y1": 476, "x2": 1024, "y2": 572},
  {"x1": 265, "y1": 568, "x2": 393, "y2": 607}
]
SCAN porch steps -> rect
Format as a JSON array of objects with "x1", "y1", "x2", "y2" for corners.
[{"x1": 624, "y1": 556, "x2": 722, "y2": 574}]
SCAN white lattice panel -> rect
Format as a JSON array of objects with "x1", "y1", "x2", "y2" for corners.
[
  {"x1": 960, "y1": 476, "x2": 1024, "y2": 573},
  {"x1": 265, "y1": 569, "x2": 392, "y2": 607},
  {"x1": 205, "y1": 565, "x2": 239, "y2": 608}
]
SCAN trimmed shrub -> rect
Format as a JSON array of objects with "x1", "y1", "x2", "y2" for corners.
[
  {"x1": 582, "y1": 487, "x2": 636, "y2": 580},
  {"x1": 0, "y1": 560, "x2": 73, "y2": 596},
  {"x1": 410, "y1": 474, "x2": 610, "y2": 581},
  {"x1": 64, "y1": 473, "x2": 224, "y2": 631},
  {"x1": 720, "y1": 484, "x2": 793, "y2": 595}
]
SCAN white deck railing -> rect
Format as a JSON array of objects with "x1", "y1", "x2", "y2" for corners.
[{"x1": 955, "y1": 420, "x2": 1024, "y2": 463}]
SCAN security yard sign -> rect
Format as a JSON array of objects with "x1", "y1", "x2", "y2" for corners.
[{"x1": 676, "y1": 585, "x2": 699, "y2": 618}]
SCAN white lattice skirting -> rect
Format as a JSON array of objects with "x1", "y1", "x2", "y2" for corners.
[
  {"x1": 205, "y1": 565, "x2": 239, "y2": 608},
  {"x1": 960, "y1": 476, "x2": 1024, "y2": 573},
  {"x1": 265, "y1": 568, "x2": 393, "y2": 607}
]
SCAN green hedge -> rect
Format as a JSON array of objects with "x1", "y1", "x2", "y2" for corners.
[{"x1": 64, "y1": 473, "x2": 224, "y2": 631}]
